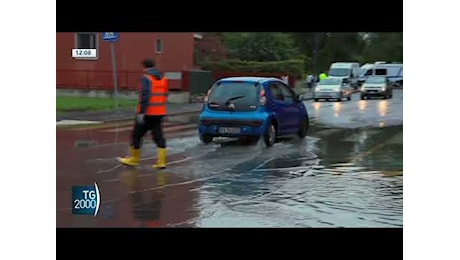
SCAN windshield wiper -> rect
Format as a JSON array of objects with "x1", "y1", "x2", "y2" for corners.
[{"x1": 224, "y1": 95, "x2": 246, "y2": 105}]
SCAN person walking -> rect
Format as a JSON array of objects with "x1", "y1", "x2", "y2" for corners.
[{"x1": 118, "y1": 58, "x2": 168, "y2": 169}]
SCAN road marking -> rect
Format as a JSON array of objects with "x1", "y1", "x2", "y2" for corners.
[
  {"x1": 57, "y1": 120, "x2": 103, "y2": 126},
  {"x1": 100, "y1": 123, "x2": 196, "y2": 133},
  {"x1": 128, "y1": 176, "x2": 213, "y2": 193},
  {"x1": 97, "y1": 164, "x2": 122, "y2": 174}
]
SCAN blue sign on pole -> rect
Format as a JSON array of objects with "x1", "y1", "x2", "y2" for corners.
[{"x1": 102, "y1": 32, "x2": 118, "y2": 42}]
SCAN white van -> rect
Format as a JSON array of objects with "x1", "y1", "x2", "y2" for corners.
[
  {"x1": 358, "y1": 63, "x2": 403, "y2": 87},
  {"x1": 328, "y1": 62, "x2": 360, "y2": 89}
]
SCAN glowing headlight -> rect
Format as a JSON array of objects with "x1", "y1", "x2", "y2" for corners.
[{"x1": 381, "y1": 87, "x2": 386, "y2": 91}]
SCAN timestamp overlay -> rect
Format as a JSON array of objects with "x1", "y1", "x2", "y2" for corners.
[{"x1": 72, "y1": 49, "x2": 97, "y2": 58}]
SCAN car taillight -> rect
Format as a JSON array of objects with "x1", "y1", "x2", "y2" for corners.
[
  {"x1": 204, "y1": 89, "x2": 211, "y2": 103},
  {"x1": 249, "y1": 120, "x2": 263, "y2": 127},
  {"x1": 260, "y1": 89, "x2": 266, "y2": 106},
  {"x1": 201, "y1": 119, "x2": 211, "y2": 125}
]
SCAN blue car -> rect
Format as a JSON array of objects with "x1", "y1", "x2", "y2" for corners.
[{"x1": 198, "y1": 77, "x2": 309, "y2": 147}]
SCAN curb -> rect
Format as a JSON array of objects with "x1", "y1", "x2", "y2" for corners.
[
  {"x1": 100, "y1": 109, "x2": 202, "y2": 123},
  {"x1": 57, "y1": 107, "x2": 203, "y2": 124}
]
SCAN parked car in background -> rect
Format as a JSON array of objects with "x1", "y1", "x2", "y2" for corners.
[
  {"x1": 198, "y1": 77, "x2": 310, "y2": 147},
  {"x1": 314, "y1": 77, "x2": 353, "y2": 102},
  {"x1": 360, "y1": 76, "x2": 393, "y2": 100}
]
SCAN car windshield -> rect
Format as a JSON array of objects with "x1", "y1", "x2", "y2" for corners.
[
  {"x1": 359, "y1": 68, "x2": 371, "y2": 77},
  {"x1": 208, "y1": 81, "x2": 259, "y2": 111},
  {"x1": 365, "y1": 77, "x2": 386, "y2": 84},
  {"x1": 328, "y1": 68, "x2": 350, "y2": 77},
  {"x1": 319, "y1": 78, "x2": 341, "y2": 85},
  {"x1": 358, "y1": 68, "x2": 367, "y2": 75}
]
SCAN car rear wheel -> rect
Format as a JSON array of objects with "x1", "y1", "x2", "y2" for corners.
[
  {"x1": 298, "y1": 116, "x2": 309, "y2": 138},
  {"x1": 199, "y1": 134, "x2": 213, "y2": 144},
  {"x1": 264, "y1": 122, "x2": 276, "y2": 147}
]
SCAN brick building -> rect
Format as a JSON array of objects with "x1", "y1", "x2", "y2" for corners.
[{"x1": 56, "y1": 32, "x2": 201, "y2": 91}]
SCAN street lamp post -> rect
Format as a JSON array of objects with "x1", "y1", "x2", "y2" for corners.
[{"x1": 312, "y1": 33, "x2": 318, "y2": 83}]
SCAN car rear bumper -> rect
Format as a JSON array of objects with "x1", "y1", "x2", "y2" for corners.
[
  {"x1": 199, "y1": 124, "x2": 267, "y2": 137},
  {"x1": 314, "y1": 91, "x2": 341, "y2": 99},
  {"x1": 198, "y1": 110, "x2": 270, "y2": 137},
  {"x1": 361, "y1": 90, "x2": 388, "y2": 96}
]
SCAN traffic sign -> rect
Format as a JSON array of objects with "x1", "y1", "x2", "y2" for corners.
[{"x1": 102, "y1": 32, "x2": 118, "y2": 42}]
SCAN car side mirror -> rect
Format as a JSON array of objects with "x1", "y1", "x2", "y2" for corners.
[{"x1": 296, "y1": 94, "x2": 303, "y2": 102}]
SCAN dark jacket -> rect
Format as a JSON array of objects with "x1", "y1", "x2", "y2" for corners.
[{"x1": 139, "y1": 68, "x2": 163, "y2": 114}]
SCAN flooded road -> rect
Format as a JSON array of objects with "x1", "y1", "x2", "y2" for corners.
[{"x1": 56, "y1": 90, "x2": 403, "y2": 227}]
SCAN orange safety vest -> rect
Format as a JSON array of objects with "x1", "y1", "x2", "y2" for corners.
[{"x1": 137, "y1": 74, "x2": 168, "y2": 116}]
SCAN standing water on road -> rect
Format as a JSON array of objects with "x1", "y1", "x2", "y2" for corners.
[{"x1": 57, "y1": 91, "x2": 403, "y2": 228}]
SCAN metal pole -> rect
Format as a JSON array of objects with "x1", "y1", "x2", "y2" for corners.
[
  {"x1": 110, "y1": 41, "x2": 119, "y2": 113},
  {"x1": 312, "y1": 33, "x2": 318, "y2": 85}
]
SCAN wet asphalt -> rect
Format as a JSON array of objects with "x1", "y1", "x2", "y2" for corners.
[{"x1": 56, "y1": 89, "x2": 403, "y2": 227}]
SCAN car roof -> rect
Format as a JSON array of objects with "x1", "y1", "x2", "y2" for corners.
[{"x1": 218, "y1": 77, "x2": 281, "y2": 85}]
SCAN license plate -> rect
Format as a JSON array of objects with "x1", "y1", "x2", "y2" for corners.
[{"x1": 218, "y1": 127, "x2": 241, "y2": 134}]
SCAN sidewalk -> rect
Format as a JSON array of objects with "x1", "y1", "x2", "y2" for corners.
[
  {"x1": 57, "y1": 90, "x2": 314, "y2": 124},
  {"x1": 56, "y1": 102, "x2": 204, "y2": 123}
]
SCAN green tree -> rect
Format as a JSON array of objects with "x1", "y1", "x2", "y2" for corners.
[
  {"x1": 361, "y1": 32, "x2": 403, "y2": 63},
  {"x1": 223, "y1": 32, "x2": 302, "y2": 62},
  {"x1": 290, "y1": 32, "x2": 366, "y2": 73}
]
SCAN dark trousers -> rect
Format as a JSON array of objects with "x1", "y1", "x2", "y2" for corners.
[{"x1": 131, "y1": 115, "x2": 166, "y2": 149}]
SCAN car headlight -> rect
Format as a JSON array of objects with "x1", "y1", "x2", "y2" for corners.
[
  {"x1": 361, "y1": 85, "x2": 365, "y2": 91},
  {"x1": 381, "y1": 87, "x2": 386, "y2": 91},
  {"x1": 315, "y1": 87, "x2": 320, "y2": 92}
]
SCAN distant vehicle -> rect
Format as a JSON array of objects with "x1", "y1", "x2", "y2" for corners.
[
  {"x1": 328, "y1": 62, "x2": 360, "y2": 89},
  {"x1": 198, "y1": 77, "x2": 310, "y2": 147},
  {"x1": 358, "y1": 63, "x2": 374, "y2": 77},
  {"x1": 359, "y1": 63, "x2": 403, "y2": 88},
  {"x1": 360, "y1": 76, "x2": 393, "y2": 100},
  {"x1": 314, "y1": 77, "x2": 353, "y2": 102}
]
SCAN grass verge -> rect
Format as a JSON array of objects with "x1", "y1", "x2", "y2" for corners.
[{"x1": 56, "y1": 96, "x2": 137, "y2": 112}]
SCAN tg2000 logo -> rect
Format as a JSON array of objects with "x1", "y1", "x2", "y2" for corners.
[{"x1": 72, "y1": 182, "x2": 101, "y2": 216}]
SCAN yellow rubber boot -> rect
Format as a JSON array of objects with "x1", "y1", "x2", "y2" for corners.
[
  {"x1": 118, "y1": 147, "x2": 141, "y2": 166},
  {"x1": 153, "y1": 148, "x2": 167, "y2": 169}
]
